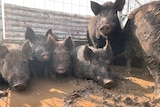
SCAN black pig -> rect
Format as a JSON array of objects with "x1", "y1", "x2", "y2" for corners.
[
  {"x1": 25, "y1": 27, "x2": 56, "y2": 77},
  {"x1": 49, "y1": 36, "x2": 74, "y2": 76},
  {"x1": 0, "y1": 41, "x2": 31, "y2": 91},
  {"x1": 124, "y1": 1, "x2": 160, "y2": 97},
  {"x1": 87, "y1": 0, "x2": 125, "y2": 59},
  {"x1": 71, "y1": 41, "x2": 114, "y2": 88}
]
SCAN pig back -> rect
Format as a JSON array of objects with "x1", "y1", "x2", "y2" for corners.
[{"x1": 71, "y1": 45, "x2": 91, "y2": 78}]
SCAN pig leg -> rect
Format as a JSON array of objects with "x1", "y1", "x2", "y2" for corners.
[
  {"x1": 44, "y1": 66, "x2": 49, "y2": 78},
  {"x1": 28, "y1": 64, "x2": 37, "y2": 78},
  {"x1": 0, "y1": 90, "x2": 8, "y2": 98},
  {"x1": 144, "y1": 56, "x2": 160, "y2": 97},
  {"x1": 126, "y1": 56, "x2": 132, "y2": 73},
  {"x1": 125, "y1": 47, "x2": 133, "y2": 73}
]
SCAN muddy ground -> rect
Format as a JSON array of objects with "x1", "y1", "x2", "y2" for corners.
[{"x1": 0, "y1": 65, "x2": 160, "y2": 107}]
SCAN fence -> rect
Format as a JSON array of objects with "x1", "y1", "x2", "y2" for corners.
[
  {"x1": 1, "y1": 0, "x2": 106, "y2": 43},
  {"x1": 0, "y1": 0, "x2": 159, "y2": 43}
]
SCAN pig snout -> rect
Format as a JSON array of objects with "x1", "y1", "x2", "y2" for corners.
[
  {"x1": 97, "y1": 67, "x2": 114, "y2": 88},
  {"x1": 57, "y1": 65, "x2": 65, "y2": 74},
  {"x1": 35, "y1": 46, "x2": 50, "y2": 61},
  {"x1": 97, "y1": 75, "x2": 114, "y2": 88},
  {"x1": 103, "y1": 78, "x2": 114, "y2": 88},
  {"x1": 100, "y1": 24, "x2": 111, "y2": 36},
  {"x1": 13, "y1": 83, "x2": 27, "y2": 91},
  {"x1": 41, "y1": 52, "x2": 49, "y2": 61}
]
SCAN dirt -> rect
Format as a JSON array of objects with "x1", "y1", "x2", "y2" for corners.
[{"x1": 0, "y1": 65, "x2": 160, "y2": 107}]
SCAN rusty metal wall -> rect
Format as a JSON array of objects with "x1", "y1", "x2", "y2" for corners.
[{"x1": 4, "y1": 3, "x2": 90, "y2": 43}]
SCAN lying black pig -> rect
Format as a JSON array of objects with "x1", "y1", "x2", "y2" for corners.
[
  {"x1": 71, "y1": 41, "x2": 114, "y2": 88},
  {"x1": 0, "y1": 41, "x2": 31, "y2": 91}
]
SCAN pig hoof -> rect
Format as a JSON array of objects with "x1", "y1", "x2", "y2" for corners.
[
  {"x1": 103, "y1": 79, "x2": 114, "y2": 89},
  {"x1": 0, "y1": 91, "x2": 8, "y2": 98},
  {"x1": 13, "y1": 84, "x2": 26, "y2": 91}
]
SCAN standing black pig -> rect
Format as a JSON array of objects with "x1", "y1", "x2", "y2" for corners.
[
  {"x1": 71, "y1": 41, "x2": 114, "y2": 88},
  {"x1": 48, "y1": 36, "x2": 74, "y2": 76},
  {"x1": 124, "y1": 1, "x2": 160, "y2": 97},
  {"x1": 25, "y1": 27, "x2": 56, "y2": 77},
  {"x1": 0, "y1": 41, "x2": 31, "y2": 91},
  {"x1": 87, "y1": 0, "x2": 125, "y2": 58}
]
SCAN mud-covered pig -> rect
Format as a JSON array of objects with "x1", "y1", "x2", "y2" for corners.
[
  {"x1": 0, "y1": 41, "x2": 31, "y2": 91},
  {"x1": 87, "y1": 0, "x2": 125, "y2": 58},
  {"x1": 25, "y1": 27, "x2": 57, "y2": 77},
  {"x1": 124, "y1": 1, "x2": 160, "y2": 97},
  {"x1": 71, "y1": 41, "x2": 114, "y2": 88},
  {"x1": 48, "y1": 36, "x2": 74, "y2": 76}
]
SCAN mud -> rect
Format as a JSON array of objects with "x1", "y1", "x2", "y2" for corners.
[{"x1": 0, "y1": 65, "x2": 160, "y2": 107}]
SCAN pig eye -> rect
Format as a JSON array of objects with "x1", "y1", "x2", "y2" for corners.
[
  {"x1": 105, "y1": 60, "x2": 110, "y2": 65},
  {"x1": 53, "y1": 52, "x2": 57, "y2": 55},
  {"x1": 23, "y1": 60, "x2": 27, "y2": 64},
  {"x1": 97, "y1": 76, "x2": 102, "y2": 80},
  {"x1": 92, "y1": 61, "x2": 98, "y2": 65},
  {"x1": 7, "y1": 62, "x2": 11, "y2": 66},
  {"x1": 7, "y1": 62, "x2": 12, "y2": 66},
  {"x1": 64, "y1": 58, "x2": 67, "y2": 62}
]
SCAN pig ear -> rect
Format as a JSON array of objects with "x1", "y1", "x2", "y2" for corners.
[
  {"x1": 46, "y1": 29, "x2": 53, "y2": 37},
  {"x1": 46, "y1": 29, "x2": 58, "y2": 41},
  {"x1": 84, "y1": 46, "x2": 94, "y2": 61},
  {"x1": 46, "y1": 34, "x2": 56, "y2": 48},
  {"x1": 64, "y1": 36, "x2": 74, "y2": 51},
  {"x1": 0, "y1": 45, "x2": 8, "y2": 59},
  {"x1": 25, "y1": 27, "x2": 35, "y2": 42},
  {"x1": 91, "y1": 1, "x2": 102, "y2": 15},
  {"x1": 22, "y1": 40, "x2": 33, "y2": 60},
  {"x1": 114, "y1": 0, "x2": 125, "y2": 11}
]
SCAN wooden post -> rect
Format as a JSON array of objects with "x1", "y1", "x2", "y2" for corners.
[
  {"x1": 0, "y1": 0, "x2": 6, "y2": 42},
  {"x1": 0, "y1": 0, "x2": 3, "y2": 42}
]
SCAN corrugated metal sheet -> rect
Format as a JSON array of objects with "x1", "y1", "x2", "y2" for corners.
[{"x1": 4, "y1": 3, "x2": 90, "y2": 42}]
